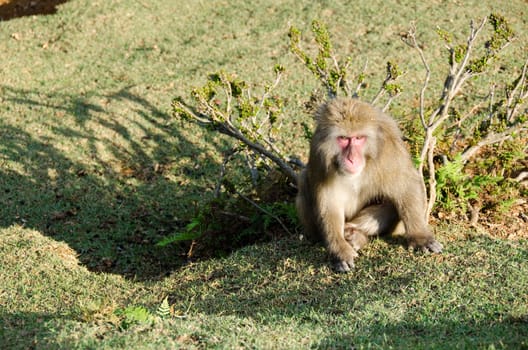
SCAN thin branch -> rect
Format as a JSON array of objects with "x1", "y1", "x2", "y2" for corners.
[
  {"x1": 488, "y1": 84, "x2": 496, "y2": 119},
  {"x1": 428, "y1": 19, "x2": 487, "y2": 132},
  {"x1": 402, "y1": 25, "x2": 429, "y2": 130},
  {"x1": 450, "y1": 19, "x2": 487, "y2": 96},
  {"x1": 257, "y1": 70, "x2": 283, "y2": 113},
  {"x1": 214, "y1": 148, "x2": 238, "y2": 198},
  {"x1": 354, "y1": 59, "x2": 369, "y2": 95},
  {"x1": 426, "y1": 136, "x2": 437, "y2": 220},
  {"x1": 460, "y1": 123, "x2": 527, "y2": 162},
  {"x1": 370, "y1": 72, "x2": 391, "y2": 105},
  {"x1": 341, "y1": 56, "x2": 354, "y2": 96},
  {"x1": 506, "y1": 58, "x2": 528, "y2": 122},
  {"x1": 404, "y1": 17, "x2": 489, "y2": 216},
  {"x1": 235, "y1": 190, "x2": 293, "y2": 236},
  {"x1": 223, "y1": 76, "x2": 233, "y2": 117},
  {"x1": 245, "y1": 149, "x2": 260, "y2": 186},
  {"x1": 174, "y1": 100, "x2": 298, "y2": 184},
  {"x1": 382, "y1": 94, "x2": 398, "y2": 112}
]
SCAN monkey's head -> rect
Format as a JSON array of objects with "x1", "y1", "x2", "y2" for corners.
[{"x1": 312, "y1": 98, "x2": 396, "y2": 176}]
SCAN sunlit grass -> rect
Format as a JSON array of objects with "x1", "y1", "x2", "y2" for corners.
[{"x1": 1, "y1": 0, "x2": 527, "y2": 348}]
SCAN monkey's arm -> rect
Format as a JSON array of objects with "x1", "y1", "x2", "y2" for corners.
[
  {"x1": 393, "y1": 177, "x2": 443, "y2": 253},
  {"x1": 319, "y1": 204, "x2": 359, "y2": 272}
]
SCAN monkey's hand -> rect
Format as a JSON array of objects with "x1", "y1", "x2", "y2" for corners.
[{"x1": 331, "y1": 245, "x2": 359, "y2": 273}]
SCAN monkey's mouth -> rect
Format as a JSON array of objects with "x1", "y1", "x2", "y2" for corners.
[{"x1": 344, "y1": 156, "x2": 363, "y2": 174}]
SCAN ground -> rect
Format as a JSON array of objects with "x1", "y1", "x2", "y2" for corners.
[
  {"x1": 1, "y1": 0, "x2": 527, "y2": 348},
  {"x1": 0, "y1": 0, "x2": 68, "y2": 20}
]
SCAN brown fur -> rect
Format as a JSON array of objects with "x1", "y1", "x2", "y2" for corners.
[{"x1": 296, "y1": 98, "x2": 442, "y2": 272}]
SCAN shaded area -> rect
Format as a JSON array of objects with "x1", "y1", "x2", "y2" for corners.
[
  {"x1": 0, "y1": 0, "x2": 68, "y2": 21},
  {"x1": 1, "y1": 310, "x2": 526, "y2": 349},
  {"x1": 0, "y1": 82, "x2": 297, "y2": 281},
  {"x1": 169, "y1": 236, "x2": 528, "y2": 348},
  {"x1": 0, "y1": 84, "x2": 222, "y2": 280}
]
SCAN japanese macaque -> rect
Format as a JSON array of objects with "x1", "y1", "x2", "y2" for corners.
[{"x1": 296, "y1": 98, "x2": 442, "y2": 272}]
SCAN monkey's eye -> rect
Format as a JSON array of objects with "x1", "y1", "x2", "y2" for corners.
[
  {"x1": 351, "y1": 135, "x2": 366, "y2": 144},
  {"x1": 336, "y1": 136, "x2": 349, "y2": 147}
]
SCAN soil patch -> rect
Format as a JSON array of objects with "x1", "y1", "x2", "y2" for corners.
[{"x1": 0, "y1": 0, "x2": 68, "y2": 21}]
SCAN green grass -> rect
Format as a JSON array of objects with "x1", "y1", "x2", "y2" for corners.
[
  {"x1": 2, "y1": 225, "x2": 528, "y2": 349},
  {"x1": 1, "y1": 0, "x2": 527, "y2": 348}
]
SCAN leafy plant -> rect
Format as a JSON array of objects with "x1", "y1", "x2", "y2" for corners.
[
  {"x1": 289, "y1": 19, "x2": 403, "y2": 110},
  {"x1": 173, "y1": 68, "x2": 298, "y2": 184},
  {"x1": 156, "y1": 214, "x2": 207, "y2": 246},
  {"x1": 115, "y1": 305, "x2": 155, "y2": 330},
  {"x1": 435, "y1": 155, "x2": 500, "y2": 213},
  {"x1": 402, "y1": 13, "x2": 527, "y2": 218},
  {"x1": 170, "y1": 14, "x2": 527, "y2": 246}
]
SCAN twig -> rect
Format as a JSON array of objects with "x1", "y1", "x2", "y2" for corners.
[
  {"x1": 174, "y1": 95, "x2": 299, "y2": 185},
  {"x1": 235, "y1": 191, "x2": 293, "y2": 236},
  {"x1": 214, "y1": 148, "x2": 238, "y2": 198},
  {"x1": 426, "y1": 136, "x2": 437, "y2": 219},
  {"x1": 404, "y1": 18, "x2": 488, "y2": 216},
  {"x1": 404, "y1": 24, "x2": 430, "y2": 131},
  {"x1": 354, "y1": 59, "x2": 369, "y2": 96},
  {"x1": 506, "y1": 58, "x2": 528, "y2": 122}
]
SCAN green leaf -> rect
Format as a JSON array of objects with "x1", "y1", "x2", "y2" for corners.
[
  {"x1": 157, "y1": 297, "x2": 171, "y2": 319},
  {"x1": 156, "y1": 231, "x2": 202, "y2": 246},
  {"x1": 115, "y1": 306, "x2": 155, "y2": 330}
]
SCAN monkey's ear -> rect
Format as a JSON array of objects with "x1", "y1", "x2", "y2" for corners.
[{"x1": 369, "y1": 125, "x2": 385, "y2": 156}]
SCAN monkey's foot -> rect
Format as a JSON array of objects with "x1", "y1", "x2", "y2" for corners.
[
  {"x1": 333, "y1": 260, "x2": 354, "y2": 273},
  {"x1": 424, "y1": 239, "x2": 443, "y2": 253},
  {"x1": 409, "y1": 238, "x2": 443, "y2": 253},
  {"x1": 344, "y1": 227, "x2": 369, "y2": 251}
]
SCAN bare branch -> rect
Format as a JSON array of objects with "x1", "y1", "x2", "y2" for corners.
[
  {"x1": 214, "y1": 148, "x2": 239, "y2": 198},
  {"x1": 460, "y1": 124, "x2": 527, "y2": 162},
  {"x1": 402, "y1": 24, "x2": 429, "y2": 130},
  {"x1": 450, "y1": 19, "x2": 487, "y2": 95},
  {"x1": 506, "y1": 58, "x2": 528, "y2": 122},
  {"x1": 426, "y1": 136, "x2": 437, "y2": 220},
  {"x1": 354, "y1": 59, "x2": 369, "y2": 96},
  {"x1": 404, "y1": 16, "x2": 497, "y2": 218},
  {"x1": 174, "y1": 99, "x2": 299, "y2": 184}
]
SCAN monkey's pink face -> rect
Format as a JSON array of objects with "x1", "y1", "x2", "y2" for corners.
[{"x1": 337, "y1": 135, "x2": 367, "y2": 174}]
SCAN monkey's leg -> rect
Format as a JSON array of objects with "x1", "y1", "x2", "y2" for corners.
[{"x1": 344, "y1": 202, "x2": 399, "y2": 251}]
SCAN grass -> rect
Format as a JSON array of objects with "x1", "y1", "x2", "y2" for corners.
[
  {"x1": 1, "y1": 0, "x2": 527, "y2": 348},
  {"x1": 2, "y1": 225, "x2": 528, "y2": 349}
]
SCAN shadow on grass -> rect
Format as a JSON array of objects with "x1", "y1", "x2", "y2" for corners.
[
  {"x1": 3, "y1": 310, "x2": 524, "y2": 349},
  {"x1": 1, "y1": 236, "x2": 527, "y2": 348},
  {"x1": 159, "y1": 235, "x2": 528, "y2": 348},
  {"x1": 0, "y1": 0, "x2": 69, "y2": 21},
  {"x1": 0, "y1": 238, "x2": 528, "y2": 349},
  {"x1": 314, "y1": 317, "x2": 528, "y2": 349},
  {"x1": 0, "y1": 84, "x2": 226, "y2": 280}
]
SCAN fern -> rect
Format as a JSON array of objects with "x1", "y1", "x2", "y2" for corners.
[
  {"x1": 156, "y1": 215, "x2": 205, "y2": 246},
  {"x1": 115, "y1": 305, "x2": 155, "y2": 330},
  {"x1": 436, "y1": 155, "x2": 500, "y2": 212},
  {"x1": 157, "y1": 296, "x2": 171, "y2": 319}
]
